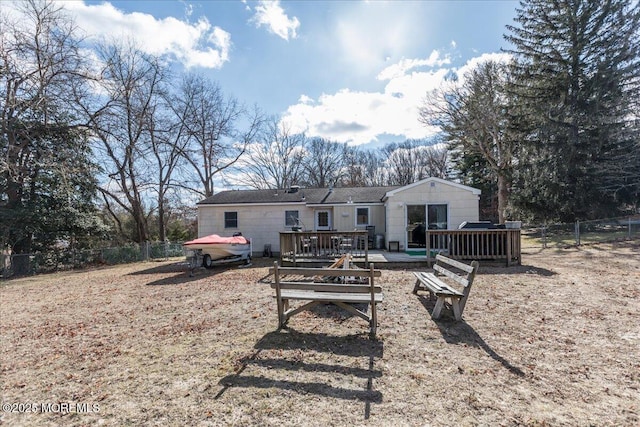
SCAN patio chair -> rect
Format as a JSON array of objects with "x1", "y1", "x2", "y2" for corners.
[{"x1": 366, "y1": 225, "x2": 375, "y2": 249}]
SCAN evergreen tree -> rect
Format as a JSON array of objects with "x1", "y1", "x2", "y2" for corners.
[
  {"x1": 505, "y1": 0, "x2": 640, "y2": 222},
  {"x1": 451, "y1": 150, "x2": 500, "y2": 223},
  {"x1": 1, "y1": 0, "x2": 104, "y2": 267}
]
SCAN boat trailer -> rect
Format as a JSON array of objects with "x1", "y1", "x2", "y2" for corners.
[{"x1": 186, "y1": 249, "x2": 252, "y2": 277}]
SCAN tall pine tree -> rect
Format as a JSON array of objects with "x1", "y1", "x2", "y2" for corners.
[{"x1": 505, "y1": 0, "x2": 640, "y2": 222}]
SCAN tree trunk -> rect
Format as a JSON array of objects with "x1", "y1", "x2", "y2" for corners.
[
  {"x1": 158, "y1": 200, "x2": 166, "y2": 242},
  {"x1": 497, "y1": 173, "x2": 509, "y2": 224},
  {"x1": 132, "y1": 203, "x2": 148, "y2": 243}
]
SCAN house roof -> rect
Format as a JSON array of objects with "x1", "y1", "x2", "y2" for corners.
[
  {"x1": 383, "y1": 177, "x2": 481, "y2": 198},
  {"x1": 198, "y1": 178, "x2": 481, "y2": 206},
  {"x1": 197, "y1": 186, "x2": 401, "y2": 205}
]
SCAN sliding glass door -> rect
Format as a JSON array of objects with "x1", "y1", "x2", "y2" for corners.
[
  {"x1": 406, "y1": 205, "x2": 426, "y2": 249},
  {"x1": 427, "y1": 204, "x2": 448, "y2": 230},
  {"x1": 406, "y1": 204, "x2": 448, "y2": 249}
]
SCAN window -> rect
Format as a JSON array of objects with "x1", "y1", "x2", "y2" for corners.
[
  {"x1": 427, "y1": 204, "x2": 448, "y2": 230},
  {"x1": 356, "y1": 207, "x2": 369, "y2": 226},
  {"x1": 317, "y1": 211, "x2": 330, "y2": 229},
  {"x1": 224, "y1": 211, "x2": 238, "y2": 229},
  {"x1": 285, "y1": 210, "x2": 299, "y2": 227}
]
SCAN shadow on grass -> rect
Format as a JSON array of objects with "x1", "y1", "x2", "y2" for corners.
[
  {"x1": 304, "y1": 302, "x2": 370, "y2": 321},
  {"x1": 253, "y1": 330, "x2": 383, "y2": 357},
  {"x1": 215, "y1": 329, "x2": 383, "y2": 419},
  {"x1": 417, "y1": 295, "x2": 525, "y2": 377},
  {"x1": 131, "y1": 261, "x2": 252, "y2": 286},
  {"x1": 128, "y1": 261, "x2": 191, "y2": 275},
  {"x1": 130, "y1": 261, "x2": 243, "y2": 276},
  {"x1": 401, "y1": 261, "x2": 556, "y2": 276},
  {"x1": 478, "y1": 264, "x2": 556, "y2": 276}
]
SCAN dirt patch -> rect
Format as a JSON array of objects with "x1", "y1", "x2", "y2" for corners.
[{"x1": 1, "y1": 242, "x2": 639, "y2": 426}]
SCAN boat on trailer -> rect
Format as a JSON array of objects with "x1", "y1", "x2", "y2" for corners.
[{"x1": 183, "y1": 234, "x2": 252, "y2": 269}]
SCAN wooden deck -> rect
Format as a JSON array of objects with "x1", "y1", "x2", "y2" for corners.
[
  {"x1": 280, "y1": 229, "x2": 522, "y2": 267},
  {"x1": 426, "y1": 229, "x2": 521, "y2": 266},
  {"x1": 280, "y1": 231, "x2": 370, "y2": 266}
]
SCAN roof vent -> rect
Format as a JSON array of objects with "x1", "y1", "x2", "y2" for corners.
[{"x1": 288, "y1": 185, "x2": 300, "y2": 194}]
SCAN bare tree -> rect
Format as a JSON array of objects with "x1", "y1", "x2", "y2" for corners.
[
  {"x1": 301, "y1": 138, "x2": 346, "y2": 188},
  {"x1": 173, "y1": 74, "x2": 263, "y2": 198},
  {"x1": 239, "y1": 118, "x2": 306, "y2": 189},
  {"x1": 415, "y1": 144, "x2": 449, "y2": 179},
  {"x1": 83, "y1": 41, "x2": 167, "y2": 242},
  {"x1": 420, "y1": 60, "x2": 514, "y2": 223},
  {"x1": 384, "y1": 141, "x2": 418, "y2": 185},
  {"x1": 382, "y1": 140, "x2": 446, "y2": 185},
  {"x1": 147, "y1": 99, "x2": 188, "y2": 241},
  {"x1": 340, "y1": 147, "x2": 385, "y2": 187}
]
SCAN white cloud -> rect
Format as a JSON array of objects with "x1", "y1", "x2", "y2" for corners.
[
  {"x1": 250, "y1": 0, "x2": 300, "y2": 41},
  {"x1": 283, "y1": 82, "x2": 441, "y2": 146},
  {"x1": 298, "y1": 94, "x2": 314, "y2": 104},
  {"x1": 281, "y1": 53, "x2": 511, "y2": 146},
  {"x1": 377, "y1": 51, "x2": 451, "y2": 81},
  {"x1": 58, "y1": 1, "x2": 231, "y2": 69},
  {"x1": 456, "y1": 52, "x2": 512, "y2": 76}
]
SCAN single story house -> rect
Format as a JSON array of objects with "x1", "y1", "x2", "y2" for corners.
[{"x1": 196, "y1": 177, "x2": 481, "y2": 255}]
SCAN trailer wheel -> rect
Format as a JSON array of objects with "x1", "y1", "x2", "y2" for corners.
[{"x1": 203, "y1": 254, "x2": 213, "y2": 269}]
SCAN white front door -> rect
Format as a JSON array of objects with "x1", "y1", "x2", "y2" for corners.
[{"x1": 315, "y1": 210, "x2": 332, "y2": 231}]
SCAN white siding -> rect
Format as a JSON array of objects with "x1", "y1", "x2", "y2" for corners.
[
  {"x1": 331, "y1": 204, "x2": 385, "y2": 232},
  {"x1": 197, "y1": 203, "x2": 387, "y2": 254},
  {"x1": 196, "y1": 179, "x2": 479, "y2": 254},
  {"x1": 385, "y1": 180, "x2": 479, "y2": 251},
  {"x1": 197, "y1": 203, "x2": 311, "y2": 253}
]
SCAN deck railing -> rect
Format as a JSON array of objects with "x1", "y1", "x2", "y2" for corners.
[
  {"x1": 426, "y1": 229, "x2": 521, "y2": 266},
  {"x1": 280, "y1": 231, "x2": 369, "y2": 266}
]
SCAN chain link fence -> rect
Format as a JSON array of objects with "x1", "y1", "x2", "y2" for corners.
[
  {"x1": 1, "y1": 242, "x2": 186, "y2": 278},
  {"x1": 2, "y1": 216, "x2": 638, "y2": 277},
  {"x1": 521, "y1": 215, "x2": 640, "y2": 249}
]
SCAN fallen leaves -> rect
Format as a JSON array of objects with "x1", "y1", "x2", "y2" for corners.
[{"x1": 0, "y1": 242, "x2": 639, "y2": 426}]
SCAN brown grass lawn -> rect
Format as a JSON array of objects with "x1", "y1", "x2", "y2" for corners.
[{"x1": 1, "y1": 241, "x2": 639, "y2": 426}]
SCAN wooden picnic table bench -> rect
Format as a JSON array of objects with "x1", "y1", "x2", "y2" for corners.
[
  {"x1": 412, "y1": 254, "x2": 479, "y2": 321},
  {"x1": 269, "y1": 261, "x2": 383, "y2": 338}
]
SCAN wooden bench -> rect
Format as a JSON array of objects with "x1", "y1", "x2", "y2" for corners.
[
  {"x1": 270, "y1": 261, "x2": 383, "y2": 338},
  {"x1": 412, "y1": 254, "x2": 479, "y2": 321}
]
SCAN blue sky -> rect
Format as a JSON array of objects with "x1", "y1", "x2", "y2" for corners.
[{"x1": 9, "y1": 0, "x2": 519, "y2": 147}]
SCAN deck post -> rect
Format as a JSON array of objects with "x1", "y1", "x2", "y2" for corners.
[
  {"x1": 369, "y1": 263, "x2": 376, "y2": 338},
  {"x1": 273, "y1": 261, "x2": 284, "y2": 328},
  {"x1": 292, "y1": 238, "x2": 297, "y2": 267},
  {"x1": 365, "y1": 239, "x2": 369, "y2": 268},
  {"x1": 426, "y1": 231, "x2": 432, "y2": 268}
]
